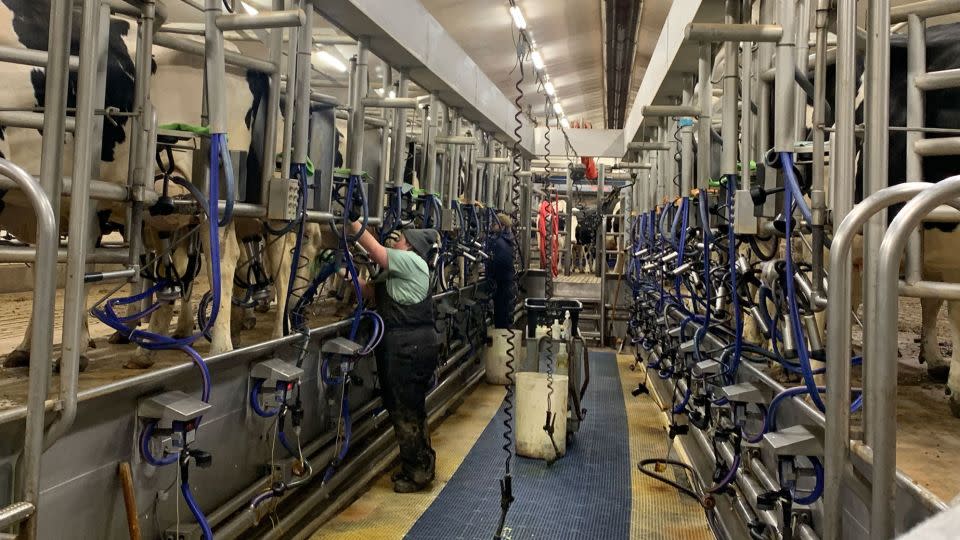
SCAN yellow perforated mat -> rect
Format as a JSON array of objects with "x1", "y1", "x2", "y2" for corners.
[
  {"x1": 616, "y1": 353, "x2": 714, "y2": 539},
  {"x1": 313, "y1": 382, "x2": 505, "y2": 539}
]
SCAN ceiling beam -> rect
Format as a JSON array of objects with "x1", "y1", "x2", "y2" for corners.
[
  {"x1": 622, "y1": 0, "x2": 725, "y2": 145},
  {"x1": 604, "y1": 0, "x2": 643, "y2": 129},
  {"x1": 311, "y1": 0, "x2": 535, "y2": 154}
]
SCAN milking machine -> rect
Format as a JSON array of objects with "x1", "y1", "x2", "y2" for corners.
[{"x1": 624, "y1": 2, "x2": 851, "y2": 538}]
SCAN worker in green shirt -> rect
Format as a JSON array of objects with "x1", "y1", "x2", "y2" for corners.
[{"x1": 348, "y1": 220, "x2": 442, "y2": 493}]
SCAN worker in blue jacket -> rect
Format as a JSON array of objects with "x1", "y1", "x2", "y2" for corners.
[{"x1": 486, "y1": 213, "x2": 517, "y2": 329}]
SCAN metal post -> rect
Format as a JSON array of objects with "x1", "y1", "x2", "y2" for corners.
[
  {"x1": 774, "y1": 0, "x2": 796, "y2": 151},
  {"x1": 37, "y1": 0, "x2": 73, "y2": 223},
  {"x1": 597, "y1": 165, "x2": 607, "y2": 341},
  {"x1": 521, "y1": 159, "x2": 532, "y2": 268},
  {"x1": 204, "y1": 0, "x2": 227, "y2": 133},
  {"x1": 863, "y1": 0, "x2": 891, "y2": 458},
  {"x1": 280, "y1": 20, "x2": 300, "y2": 178},
  {"x1": 740, "y1": 0, "x2": 754, "y2": 180},
  {"x1": 49, "y1": 0, "x2": 106, "y2": 461},
  {"x1": 423, "y1": 93, "x2": 439, "y2": 195},
  {"x1": 697, "y1": 44, "x2": 712, "y2": 189},
  {"x1": 125, "y1": 0, "x2": 153, "y2": 274},
  {"x1": 864, "y1": 0, "x2": 891, "y2": 534},
  {"x1": 596, "y1": 164, "x2": 605, "y2": 279},
  {"x1": 3, "y1": 158, "x2": 57, "y2": 540},
  {"x1": 905, "y1": 14, "x2": 926, "y2": 283},
  {"x1": 758, "y1": 0, "x2": 776, "y2": 217},
  {"x1": 565, "y1": 165, "x2": 573, "y2": 274},
  {"x1": 417, "y1": 98, "x2": 428, "y2": 188},
  {"x1": 833, "y1": 0, "x2": 857, "y2": 226},
  {"x1": 792, "y1": 0, "x2": 811, "y2": 144},
  {"x1": 391, "y1": 73, "x2": 409, "y2": 188},
  {"x1": 721, "y1": 0, "x2": 740, "y2": 178},
  {"x1": 811, "y1": 0, "x2": 830, "y2": 300},
  {"x1": 445, "y1": 109, "x2": 460, "y2": 209},
  {"x1": 260, "y1": 0, "x2": 285, "y2": 200},
  {"x1": 291, "y1": 0, "x2": 312, "y2": 166},
  {"x1": 348, "y1": 38, "x2": 368, "y2": 175},
  {"x1": 682, "y1": 77, "x2": 695, "y2": 195}
]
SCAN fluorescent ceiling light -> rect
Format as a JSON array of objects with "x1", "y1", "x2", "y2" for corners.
[
  {"x1": 388, "y1": 89, "x2": 396, "y2": 99},
  {"x1": 544, "y1": 80, "x2": 555, "y2": 96},
  {"x1": 375, "y1": 88, "x2": 384, "y2": 96},
  {"x1": 314, "y1": 50, "x2": 347, "y2": 73},
  {"x1": 553, "y1": 101, "x2": 563, "y2": 115},
  {"x1": 241, "y1": 1, "x2": 258, "y2": 15},
  {"x1": 560, "y1": 117, "x2": 570, "y2": 128},
  {"x1": 509, "y1": 6, "x2": 527, "y2": 30},
  {"x1": 531, "y1": 50, "x2": 544, "y2": 70}
]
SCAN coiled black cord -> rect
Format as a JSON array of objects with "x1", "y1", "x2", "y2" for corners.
[{"x1": 494, "y1": 40, "x2": 526, "y2": 540}]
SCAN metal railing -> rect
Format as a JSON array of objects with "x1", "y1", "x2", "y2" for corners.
[{"x1": 0, "y1": 158, "x2": 57, "y2": 538}]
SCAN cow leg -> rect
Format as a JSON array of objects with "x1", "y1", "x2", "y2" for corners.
[
  {"x1": 267, "y1": 232, "x2": 293, "y2": 340},
  {"x1": 173, "y1": 280, "x2": 195, "y2": 339},
  {"x1": 920, "y1": 297, "x2": 949, "y2": 382},
  {"x1": 3, "y1": 316, "x2": 33, "y2": 368},
  {"x1": 207, "y1": 223, "x2": 240, "y2": 354},
  {"x1": 125, "y1": 299, "x2": 177, "y2": 369},
  {"x1": 946, "y1": 299, "x2": 960, "y2": 417}
]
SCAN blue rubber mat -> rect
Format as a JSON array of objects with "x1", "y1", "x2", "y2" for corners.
[{"x1": 407, "y1": 351, "x2": 631, "y2": 540}]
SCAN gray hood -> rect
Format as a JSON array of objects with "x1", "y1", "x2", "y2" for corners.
[{"x1": 402, "y1": 228, "x2": 440, "y2": 261}]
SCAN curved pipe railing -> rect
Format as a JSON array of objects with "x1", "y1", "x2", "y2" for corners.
[
  {"x1": 0, "y1": 158, "x2": 58, "y2": 535},
  {"x1": 824, "y1": 179, "x2": 960, "y2": 539},
  {"x1": 872, "y1": 176, "x2": 960, "y2": 538}
]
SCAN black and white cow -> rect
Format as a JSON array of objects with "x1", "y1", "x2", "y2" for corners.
[{"x1": 0, "y1": 0, "x2": 325, "y2": 370}]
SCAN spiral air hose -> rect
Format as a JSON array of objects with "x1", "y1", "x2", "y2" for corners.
[{"x1": 494, "y1": 44, "x2": 525, "y2": 540}]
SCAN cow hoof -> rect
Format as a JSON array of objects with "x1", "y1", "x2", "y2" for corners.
[
  {"x1": 2, "y1": 350, "x2": 30, "y2": 368},
  {"x1": 53, "y1": 355, "x2": 90, "y2": 374},
  {"x1": 108, "y1": 332, "x2": 130, "y2": 345},
  {"x1": 950, "y1": 394, "x2": 960, "y2": 418},
  {"x1": 241, "y1": 316, "x2": 257, "y2": 331},
  {"x1": 928, "y1": 365, "x2": 950, "y2": 384},
  {"x1": 123, "y1": 356, "x2": 155, "y2": 369}
]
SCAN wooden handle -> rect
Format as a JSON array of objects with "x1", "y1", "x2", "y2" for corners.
[{"x1": 118, "y1": 462, "x2": 141, "y2": 540}]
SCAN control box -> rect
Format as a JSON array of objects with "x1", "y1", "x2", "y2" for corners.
[{"x1": 267, "y1": 176, "x2": 300, "y2": 221}]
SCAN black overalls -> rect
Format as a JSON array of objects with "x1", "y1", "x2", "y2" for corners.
[
  {"x1": 486, "y1": 231, "x2": 516, "y2": 329},
  {"x1": 374, "y1": 279, "x2": 441, "y2": 485}
]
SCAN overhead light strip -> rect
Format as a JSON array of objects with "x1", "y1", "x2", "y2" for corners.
[{"x1": 508, "y1": 1, "x2": 571, "y2": 131}]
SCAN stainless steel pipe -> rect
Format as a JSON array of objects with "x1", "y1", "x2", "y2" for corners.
[
  {"x1": 862, "y1": 0, "x2": 892, "y2": 456},
  {"x1": 720, "y1": 0, "x2": 739, "y2": 177},
  {"x1": 627, "y1": 141, "x2": 671, "y2": 151},
  {"x1": 891, "y1": 0, "x2": 960, "y2": 23},
  {"x1": 685, "y1": 23, "x2": 782, "y2": 43},
  {"x1": 47, "y1": 0, "x2": 104, "y2": 471},
  {"x1": 874, "y1": 177, "x2": 960, "y2": 539},
  {"x1": 0, "y1": 45, "x2": 79, "y2": 70},
  {"x1": 361, "y1": 97, "x2": 419, "y2": 109},
  {"x1": 774, "y1": 0, "x2": 797, "y2": 151},
  {"x1": 697, "y1": 45, "x2": 712, "y2": 189},
  {"x1": 0, "y1": 159, "x2": 57, "y2": 540},
  {"x1": 153, "y1": 33, "x2": 276, "y2": 74},
  {"x1": 215, "y1": 9, "x2": 305, "y2": 31},
  {"x1": 641, "y1": 105, "x2": 701, "y2": 118},
  {"x1": 390, "y1": 73, "x2": 410, "y2": 188},
  {"x1": 0, "y1": 111, "x2": 76, "y2": 133}
]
